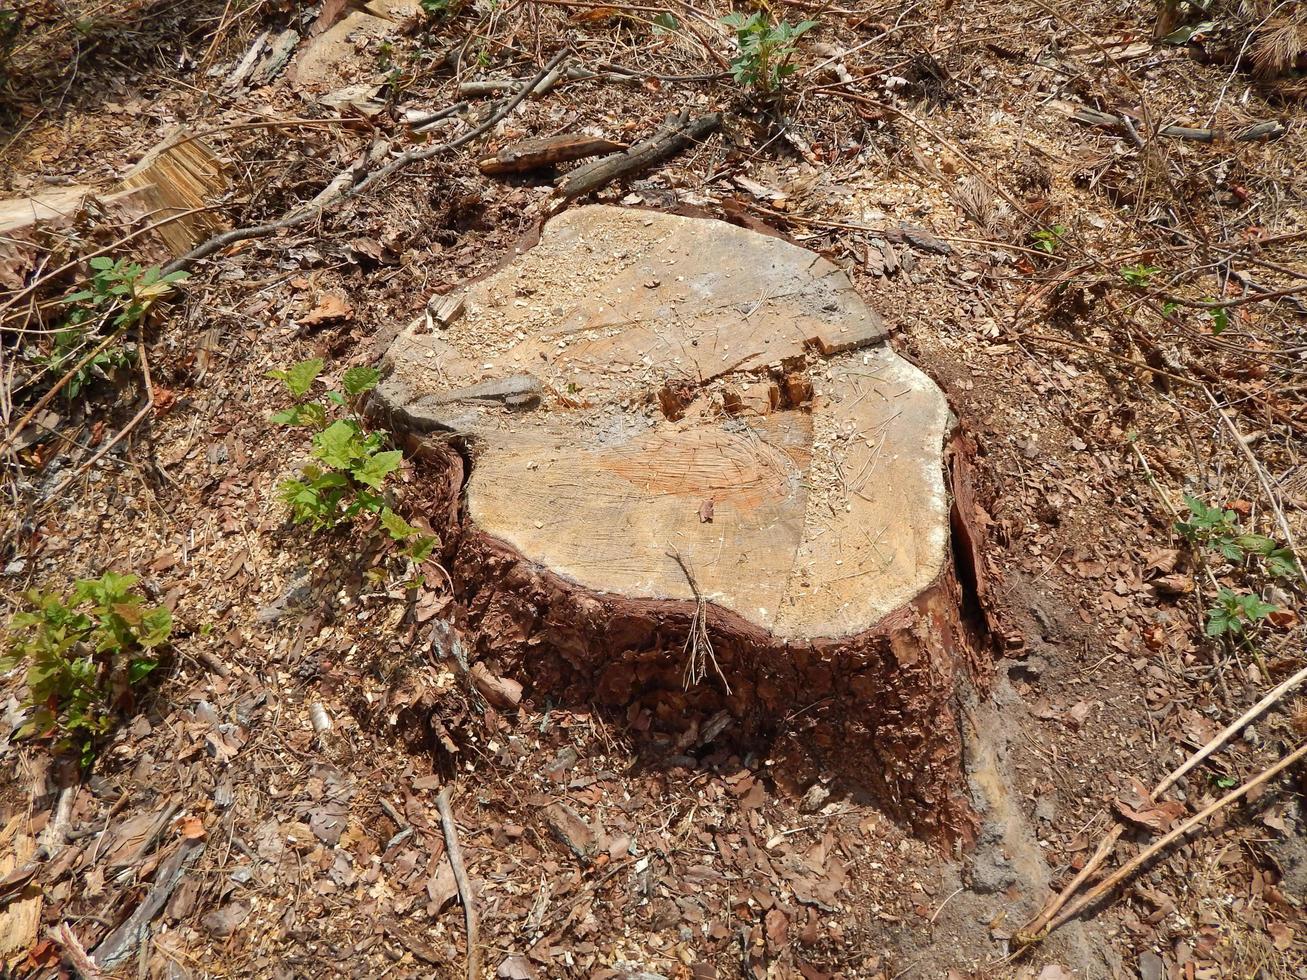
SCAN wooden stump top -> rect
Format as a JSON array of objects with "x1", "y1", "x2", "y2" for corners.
[{"x1": 376, "y1": 206, "x2": 953, "y2": 640}]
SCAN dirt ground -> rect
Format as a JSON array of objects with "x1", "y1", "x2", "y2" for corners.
[{"x1": 2, "y1": 0, "x2": 1307, "y2": 977}]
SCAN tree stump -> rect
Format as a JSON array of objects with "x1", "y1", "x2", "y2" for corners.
[{"x1": 374, "y1": 207, "x2": 992, "y2": 841}]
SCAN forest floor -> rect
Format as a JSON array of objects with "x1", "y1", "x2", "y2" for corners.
[{"x1": 2, "y1": 0, "x2": 1307, "y2": 977}]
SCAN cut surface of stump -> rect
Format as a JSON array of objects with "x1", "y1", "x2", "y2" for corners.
[{"x1": 375, "y1": 207, "x2": 988, "y2": 838}]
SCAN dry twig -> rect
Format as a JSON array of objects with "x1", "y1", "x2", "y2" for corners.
[
  {"x1": 1020, "y1": 662, "x2": 1307, "y2": 941},
  {"x1": 436, "y1": 787, "x2": 480, "y2": 980}
]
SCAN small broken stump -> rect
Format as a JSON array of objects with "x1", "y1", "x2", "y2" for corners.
[{"x1": 373, "y1": 207, "x2": 992, "y2": 840}]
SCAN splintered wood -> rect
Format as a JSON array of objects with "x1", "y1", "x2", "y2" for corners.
[
  {"x1": 117, "y1": 129, "x2": 229, "y2": 255},
  {"x1": 374, "y1": 207, "x2": 952, "y2": 641}
]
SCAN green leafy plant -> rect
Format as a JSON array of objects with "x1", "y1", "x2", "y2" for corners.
[
  {"x1": 420, "y1": 0, "x2": 461, "y2": 16},
  {"x1": 2, "y1": 572, "x2": 172, "y2": 764},
  {"x1": 48, "y1": 257, "x2": 188, "y2": 399},
  {"x1": 721, "y1": 11, "x2": 816, "y2": 95},
  {"x1": 1204, "y1": 587, "x2": 1277, "y2": 638},
  {"x1": 1206, "y1": 303, "x2": 1229, "y2": 336},
  {"x1": 1030, "y1": 225, "x2": 1068, "y2": 255},
  {"x1": 652, "y1": 11, "x2": 679, "y2": 34},
  {"x1": 1120, "y1": 263, "x2": 1161, "y2": 287},
  {"x1": 1176, "y1": 495, "x2": 1298, "y2": 578},
  {"x1": 270, "y1": 359, "x2": 437, "y2": 569}
]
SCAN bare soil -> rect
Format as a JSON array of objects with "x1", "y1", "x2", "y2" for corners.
[{"x1": 2, "y1": 0, "x2": 1306, "y2": 978}]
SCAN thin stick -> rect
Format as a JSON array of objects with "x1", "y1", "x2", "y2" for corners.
[
  {"x1": 1046, "y1": 740, "x2": 1307, "y2": 934},
  {"x1": 1020, "y1": 663, "x2": 1307, "y2": 941},
  {"x1": 162, "y1": 50, "x2": 569, "y2": 275},
  {"x1": 436, "y1": 787, "x2": 480, "y2": 980}
]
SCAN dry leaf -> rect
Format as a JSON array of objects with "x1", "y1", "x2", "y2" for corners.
[
  {"x1": 300, "y1": 292, "x2": 353, "y2": 326},
  {"x1": 1112, "y1": 796, "x2": 1185, "y2": 834},
  {"x1": 177, "y1": 816, "x2": 206, "y2": 840},
  {"x1": 1268, "y1": 921, "x2": 1295, "y2": 951}
]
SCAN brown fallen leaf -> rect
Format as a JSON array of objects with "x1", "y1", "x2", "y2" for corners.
[
  {"x1": 1112, "y1": 796, "x2": 1186, "y2": 834},
  {"x1": 1269, "y1": 921, "x2": 1295, "y2": 951},
  {"x1": 177, "y1": 816, "x2": 206, "y2": 840},
  {"x1": 764, "y1": 907, "x2": 789, "y2": 952},
  {"x1": 300, "y1": 292, "x2": 352, "y2": 326},
  {"x1": 699, "y1": 499, "x2": 714, "y2": 523}
]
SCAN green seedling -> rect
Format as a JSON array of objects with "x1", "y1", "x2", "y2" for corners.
[
  {"x1": 1176, "y1": 495, "x2": 1298, "y2": 578},
  {"x1": 1030, "y1": 225, "x2": 1068, "y2": 254},
  {"x1": 721, "y1": 11, "x2": 816, "y2": 95},
  {"x1": 270, "y1": 359, "x2": 438, "y2": 575},
  {"x1": 49, "y1": 257, "x2": 188, "y2": 398},
  {"x1": 1120, "y1": 263, "x2": 1161, "y2": 287},
  {"x1": 2, "y1": 572, "x2": 172, "y2": 764},
  {"x1": 1204, "y1": 587, "x2": 1277, "y2": 638}
]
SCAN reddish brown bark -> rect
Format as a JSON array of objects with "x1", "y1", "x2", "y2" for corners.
[{"x1": 406, "y1": 434, "x2": 996, "y2": 844}]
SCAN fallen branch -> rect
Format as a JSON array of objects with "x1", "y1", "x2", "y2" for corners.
[
  {"x1": 160, "y1": 50, "x2": 570, "y2": 276},
  {"x1": 1054, "y1": 101, "x2": 1286, "y2": 144},
  {"x1": 551, "y1": 108, "x2": 722, "y2": 205},
  {"x1": 1020, "y1": 662, "x2": 1307, "y2": 941},
  {"x1": 1045, "y1": 739, "x2": 1307, "y2": 935},
  {"x1": 479, "y1": 134, "x2": 626, "y2": 175},
  {"x1": 436, "y1": 787, "x2": 480, "y2": 980}
]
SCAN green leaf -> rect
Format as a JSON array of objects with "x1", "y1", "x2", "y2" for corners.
[
  {"x1": 88, "y1": 256, "x2": 114, "y2": 270},
  {"x1": 379, "y1": 507, "x2": 418, "y2": 541},
  {"x1": 406, "y1": 535, "x2": 437, "y2": 564},
  {"x1": 15, "y1": 708, "x2": 56, "y2": 741},
  {"x1": 1234, "y1": 534, "x2": 1275, "y2": 556},
  {"x1": 138, "y1": 607, "x2": 173, "y2": 648},
  {"x1": 1208, "y1": 306, "x2": 1229, "y2": 335},
  {"x1": 128, "y1": 658, "x2": 158, "y2": 684},
  {"x1": 1266, "y1": 549, "x2": 1300, "y2": 579},
  {"x1": 342, "y1": 366, "x2": 381, "y2": 396},
  {"x1": 268, "y1": 357, "x2": 325, "y2": 398},
  {"x1": 314, "y1": 420, "x2": 364, "y2": 469},
  {"x1": 1163, "y1": 20, "x2": 1216, "y2": 44},
  {"x1": 353, "y1": 449, "x2": 403, "y2": 489}
]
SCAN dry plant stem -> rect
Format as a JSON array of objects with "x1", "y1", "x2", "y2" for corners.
[
  {"x1": 436, "y1": 788, "x2": 480, "y2": 980},
  {"x1": 2, "y1": 322, "x2": 121, "y2": 451},
  {"x1": 1203, "y1": 386, "x2": 1304, "y2": 578},
  {"x1": 667, "y1": 549, "x2": 730, "y2": 694},
  {"x1": 1046, "y1": 739, "x2": 1307, "y2": 934},
  {"x1": 1022, "y1": 661, "x2": 1307, "y2": 941},
  {"x1": 46, "y1": 344, "x2": 154, "y2": 497},
  {"x1": 161, "y1": 50, "x2": 570, "y2": 276}
]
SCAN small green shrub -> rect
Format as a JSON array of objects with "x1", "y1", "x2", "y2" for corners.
[
  {"x1": 2, "y1": 572, "x2": 172, "y2": 764},
  {"x1": 721, "y1": 11, "x2": 816, "y2": 95},
  {"x1": 270, "y1": 358, "x2": 436, "y2": 566},
  {"x1": 1204, "y1": 587, "x2": 1278, "y2": 638},
  {"x1": 1175, "y1": 494, "x2": 1300, "y2": 642},
  {"x1": 1030, "y1": 225, "x2": 1068, "y2": 254},
  {"x1": 48, "y1": 257, "x2": 188, "y2": 398},
  {"x1": 1119, "y1": 263, "x2": 1161, "y2": 287},
  {"x1": 1176, "y1": 495, "x2": 1298, "y2": 579}
]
